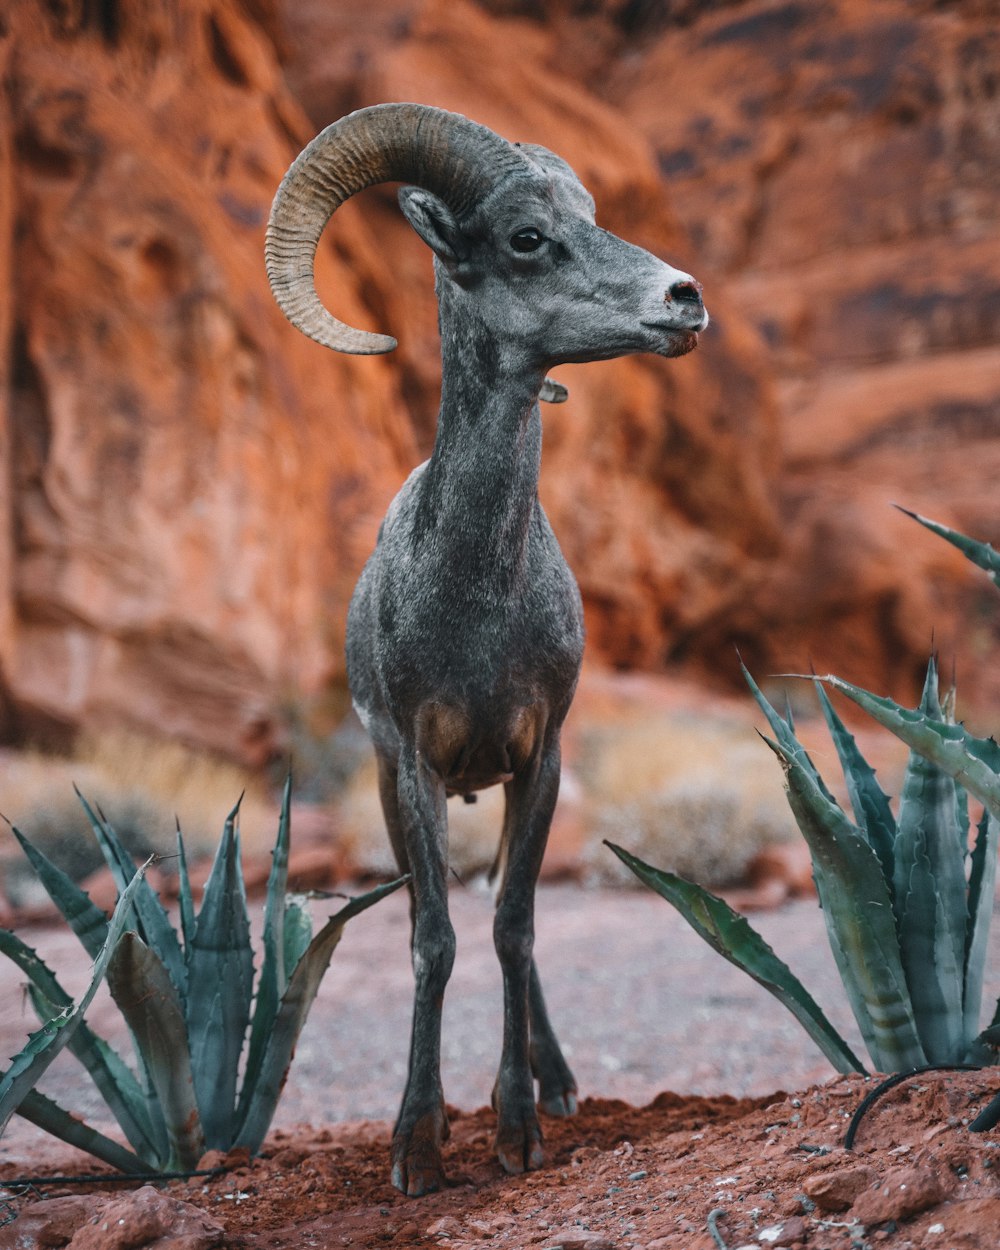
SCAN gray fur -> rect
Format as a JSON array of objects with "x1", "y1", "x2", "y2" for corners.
[{"x1": 344, "y1": 143, "x2": 707, "y2": 1196}]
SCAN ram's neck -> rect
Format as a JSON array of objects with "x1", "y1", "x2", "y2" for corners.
[{"x1": 412, "y1": 303, "x2": 547, "y2": 594}]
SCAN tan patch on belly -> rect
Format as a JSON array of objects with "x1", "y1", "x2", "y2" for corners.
[{"x1": 416, "y1": 701, "x2": 546, "y2": 790}]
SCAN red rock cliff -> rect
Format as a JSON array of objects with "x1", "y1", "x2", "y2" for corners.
[
  {"x1": 1, "y1": 0, "x2": 996, "y2": 758},
  {"x1": 1, "y1": 0, "x2": 419, "y2": 756},
  {"x1": 279, "y1": 0, "x2": 1000, "y2": 709}
]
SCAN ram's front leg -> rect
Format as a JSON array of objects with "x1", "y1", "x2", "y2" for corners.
[
  {"x1": 492, "y1": 741, "x2": 562, "y2": 1174},
  {"x1": 391, "y1": 748, "x2": 454, "y2": 1197}
]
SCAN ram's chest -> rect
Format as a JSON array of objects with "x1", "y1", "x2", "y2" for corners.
[{"x1": 381, "y1": 587, "x2": 576, "y2": 696}]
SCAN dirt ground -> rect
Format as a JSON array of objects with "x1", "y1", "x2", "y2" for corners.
[
  {"x1": 2, "y1": 1072, "x2": 999, "y2": 1249},
  {"x1": 0, "y1": 888, "x2": 998, "y2": 1248}
]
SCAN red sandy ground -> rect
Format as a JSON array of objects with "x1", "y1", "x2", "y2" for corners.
[
  {"x1": 2, "y1": 1070, "x2": 999, "y2": 1249},
  {"x1": 1, "y1": 883, "x2": 998, "y2": 1248}
]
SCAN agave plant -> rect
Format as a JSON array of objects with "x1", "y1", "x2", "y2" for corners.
[
  {"x1": 608, "y1": 513, "x2": 1000, "y2": 1096},
  {"x1": 0, "y1": 778, "x2": 406, "y2": 1172}
]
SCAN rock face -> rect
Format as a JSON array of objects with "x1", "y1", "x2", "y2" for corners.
[
  {"x1": 279, "y1": 0, "x2": 782, "y2": 675},
  {"x1": 597, "y1": 0, "x2": 1000, "y2": 700},
  {"x1": 1, "y1": 0, "x2": 998, "y2": 757},
  {"x1": 0, "y1": 0, "x2": 418, "y2": 756},
  {"x1": 280, "y1": 0, "x2": 1000, "y2": 704}
]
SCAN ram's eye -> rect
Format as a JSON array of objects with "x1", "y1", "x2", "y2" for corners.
[{"x1": 510, "y1": 228, "x2": 545, "y2": 253}]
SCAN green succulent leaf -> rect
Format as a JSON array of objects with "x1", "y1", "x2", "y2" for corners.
[
  {"x1": 965, "y1": 809, "x2": 998, "y2": 1042},
  {"x1": 767, "y1": 735, "x2": 926, "y2": 1071},
  {"x1": 16, "y1": 1089, "x2": 148, "y2": 1174},
  {"x1": 283, "y1": 899, "x2": 313, "y2": 983},
  {"x1": 0, "y1": 930, "x2": 157, "y2": 1159},
  {"x1": 891, "y1": 659, "x2": 967, "y2": 1063},
  {"x1": 176, "y1": 824, "x2": 196, "y2": 954},
  {"x1": 107, "y1": 931, "x2": 204, "y2": 1171},
  {"x1": 10, "y1": 826, "x2": 110, "y2": 959},
  {"x1": 604, "y1": 843, "x2": 864, "y2": 1075},
  {"x1": 75, "y1": 789, "x2": 187, "y2": 997},
  {"x1": 0, "y1": 858, "x2": 154, "y2": 1137},
  {"x1": 185, "y1": 799, "x2": 254, "y2": 1150},
  {"x1": 897, "y1": 507, "x2": 1000, "y2": 589},
  {"x1": 811, "y1": 676, "x2": 1000, "y2": 824},
  {"x1": 814, "y1": 681, "x2": 896, "y2": 894},
  {"x1": 235, "y1": 876, "x2": 408, "y2": 1153},
  {"x1": 240, "y1": 778, "x2": 292, "y2": 1122},
  {"x1": 0, "y1": 928, "x2": 75, "y2": 1014},
  {"x1": 742, "y1": 663, "x2": 837, "y2": 804}
]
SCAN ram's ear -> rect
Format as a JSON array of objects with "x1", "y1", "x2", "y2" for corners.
[{"x1": 398, "y1": 187, "x2": 468, "y2": 265}]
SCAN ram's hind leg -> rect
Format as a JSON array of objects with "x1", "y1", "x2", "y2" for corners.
[
  {"x1": 377, "y1": 749, "x2": 453, "y2": 1197},
  {"x1": 529, "y1": 961, "x2": 577, "y2": 1116}
]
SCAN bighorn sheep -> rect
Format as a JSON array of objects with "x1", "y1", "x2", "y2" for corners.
[{"x1": 266, "y1": 103, "x2": 708, "y2": 1195}]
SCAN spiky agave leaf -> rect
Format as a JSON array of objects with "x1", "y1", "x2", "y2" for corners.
[
  {"x1": 9, "y1": 824, "x2": 167, "y2": 1160},
  {"x1": 239, "y1": 778, "x2": 292, "y2": 1126},
  {"x1": 107, "y1": 931, "x2": 204, "y2": 1171},
  {"x1": 765, "y1": 734, "x2": 926, "y2": 1071},
  {"x1": 74, "y1": 789, "x2": 187, "y2": 998},
  {"x1": 811, "y1": 676, "x2": 1000, "y2": 824},
  {"x1": 742, "y1": 663, "x2": 838, "y2": 805},
  {"x1": 283, "y1": 899, "x2": 313, "y2": 981},
  {"x1": 176, "y1": 823, "x2": 196, "y2": 953},
  {"x1": 0, "y1": 858, "x2": 153, "y2": 1136},
  {"x1": 897, "y1": 507, "x2": 1000, "y2": 589},
  {"x1": 605, "y1": 843, "x2": 864, "y2": 1075},
  {"x1": 0, "y1": 929, "x2": 157, "y2": 1158},
  {"x1": 965, "y1": 808, "x2": 999, "y2": 1045},
  {"x1": 892, "y1": 659, "x2": 967, "y2": 1063},
  {"x1": 9, "y1": 826, "x2": 110, "y2": 959},
  {"x1": 17, "y1": 1089, "x2": 148, "y2": 1174},
  {"x1": 813, "y1": 682, "x2": 896, "y2": 895},
  {"x1": 185, "y1": 798, "x2": 254, "y2": 1149},
  {"x1": 235, "y1": 876, "x2": 408, "y2": 1153}
]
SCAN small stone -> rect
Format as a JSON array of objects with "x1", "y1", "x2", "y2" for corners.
[
  {"x1": 773, "y1": 1216, "x2": 807, "y2": 1246},
  {"x1": 0, "y1": 1194, "x2": 92, "y2": 1246},
  {"x1": 850, "y1": 1164, "x2": 952, "y2": 1225},
  {"x1": 803, "y1": 1164, "x2": 877, "y2": 1213},
  {"x1": 627, "y1": 1170, "x2": 647, "y2": 1181},
  {"x1": 543, "y1": 1234, "x2": 615, "y2": 1250},
  {"x1": 65, "y1": 1186, "x2": 224, "y2": 1249},
  {"x1": 426, "y1": 1216, "x2": 465, "y2": 1240}
]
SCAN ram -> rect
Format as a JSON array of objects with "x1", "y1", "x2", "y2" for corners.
[{"x1": 266, "y1": 102, "x2": 708, "y2": 1195}]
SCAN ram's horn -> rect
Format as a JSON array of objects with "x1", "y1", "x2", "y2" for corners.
[{"x1": 266, "y1": 103, "x2": 526, "y2": 354}]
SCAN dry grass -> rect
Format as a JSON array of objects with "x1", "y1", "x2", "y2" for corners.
[
  {"x1": 574, "y1": 710, "x2": 798, "y2": 887},
  {"x1": 0, "y1": 732, "x2": 273, "y2": 902},
  {"x1": 330, "y1": 700, "x2": 799, "y2": 887},
  {"x1": 0, "y1": 684, "x2": 807, "y2": 898}
]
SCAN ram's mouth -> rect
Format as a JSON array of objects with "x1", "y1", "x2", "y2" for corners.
[{"x1": 643, "y1": 323, "x2": 701, "y2": 357}]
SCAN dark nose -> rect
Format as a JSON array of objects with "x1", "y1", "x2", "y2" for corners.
[{"x1": 667, "y1": 279, "x2": 703, "y2": 308}]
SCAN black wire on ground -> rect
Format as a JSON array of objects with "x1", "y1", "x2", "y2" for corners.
[
  {"x1": 0, "y1": 1165, "x2": 230, "y2": 1190},
  {"x1": 707, "y1": 1207, "x2": 730, "y2": 1250},
  {"x1": 844, "y1": 1065, "x2": 982, "y2": 1149},
  {"x1": 970, "y1": 1085, "x2": 1000, "y2": 1133}
]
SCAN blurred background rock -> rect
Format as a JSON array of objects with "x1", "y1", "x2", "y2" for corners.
[{"x1": 0, "y1": 0, "x2": 995, "y2": 894}]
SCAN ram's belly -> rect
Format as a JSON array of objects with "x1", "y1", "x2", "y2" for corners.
[{"x1": 416, "y1": 699, "x2": 545, "y2": 793}]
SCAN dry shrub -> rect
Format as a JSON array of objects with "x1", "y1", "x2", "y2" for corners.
[
  {"x1": 330, "y1": 703, "x2": 798, "y2": 887},
  {"x1": 575, "y1": 710, "x2": 798, "y2": 887},
  {"x1": 0, "y1": 732, "x2": 271, "y2": 899}
]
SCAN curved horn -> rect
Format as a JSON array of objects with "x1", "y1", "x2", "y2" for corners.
[{"x1": 266, "y1": 103, "x2": 527, "y2": 354}]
